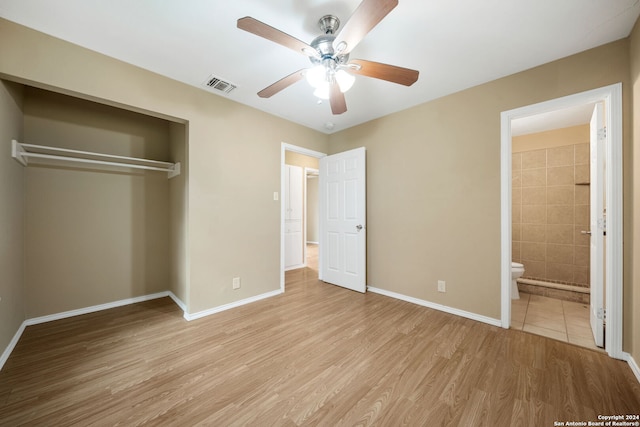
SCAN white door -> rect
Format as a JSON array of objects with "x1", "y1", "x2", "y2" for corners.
[
  {"x1": 285, "y1": 165, "x2": 304, "y2": 270},
  {"x1": 589, "y1": 102, "x2": 605, "y2": 348},
  {"x1": 319, "y1": 147, "x2": 366, "y2": 292}
]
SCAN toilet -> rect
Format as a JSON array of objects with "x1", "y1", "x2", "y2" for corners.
[{"x1": 511, "y1": 262, "x2": 525, "y2": 299}]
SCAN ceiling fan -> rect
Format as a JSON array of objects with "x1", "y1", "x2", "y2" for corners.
[{"x1": 237, "y1": 0, "x2": 419, "y2": 115}]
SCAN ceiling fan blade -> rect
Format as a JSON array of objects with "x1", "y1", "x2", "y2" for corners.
[
  {"x1": 348, "y1": 59, "x2": 419, "y2": 86},
  {"x1": 238, "y1": 17, "x2": 319, "y2": 59},
  {"x1": 332, "y1": 0, "x2": 398, "y2": 55},
  {"x1": 258, "y1": 69, "x2": 307, "y2": 98},
  {"x1": 329, "y1": 81, "x2": 347, "y2": 115}
]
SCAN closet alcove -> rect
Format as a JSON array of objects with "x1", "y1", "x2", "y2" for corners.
[{"x1": 13, "y1": 85, "x2": 187, "y2": 318}]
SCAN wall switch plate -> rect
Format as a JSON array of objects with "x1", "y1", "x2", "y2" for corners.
[
  {"x1": 273, "y1": 192, "x2": 279, "y2": 201},
  {"x1": 437, "y1": 280, "x2": 446, "y2": 293},
  {"x1": 232, "y1": 277, "x2": 241, "y2": 290}
]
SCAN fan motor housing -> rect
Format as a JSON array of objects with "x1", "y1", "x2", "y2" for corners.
[
  {"x1": 310, "y1": 35, "x2": 349, "y2": 65},
  {"x1": 309, "y1": 15, "x2": 349, "y2": 65}
]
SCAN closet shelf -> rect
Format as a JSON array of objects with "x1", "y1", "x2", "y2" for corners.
[{"x1": 11, "y1": 140, "x2": 180, "y2": 179}]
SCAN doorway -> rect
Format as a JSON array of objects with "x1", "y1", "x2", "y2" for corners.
[
  {"x1": 281, "y1": 143, "x2": 368, "y2": 294},
  {"x1": 509, "y1": 103, "x2": 599, "y2": 350},
  {"x1": 500, "y1": 83, "x2": 624, "y2": 360},
  {"x1": 280, "y1": 143, "x2": 326, "y2": 292}
]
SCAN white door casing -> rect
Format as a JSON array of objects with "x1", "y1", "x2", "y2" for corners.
[
  {"x1": 319, "y1": 147, "x2": 367, "y2": 293},
  {"x1": 589, "y1": 102, "x2": 605, "y2": 348}
]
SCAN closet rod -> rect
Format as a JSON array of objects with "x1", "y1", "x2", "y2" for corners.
[{"x1": 12, "y1": 140, "x2": 180, "y2": 179}]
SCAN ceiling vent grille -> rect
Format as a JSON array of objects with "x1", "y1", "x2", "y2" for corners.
[{"x1": 203, "y1": 75, "x2": 237, "y2": 94}]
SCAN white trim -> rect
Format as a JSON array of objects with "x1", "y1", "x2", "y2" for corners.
[
  {"x1": 0, "y1": 322, "x2": 27, "y2": 371},
  {"x1": 367, "y1": 286, "x2": 502, "y2": 328},
  {"x1": 167, "y1": 291, "x2": 187, "y2": 313},
  {"x1": 183, "y1": 289, "x2": 282, "y2": 321},
  {"x1": 500, "y1": 105, "x2": 512, "y2": 330},
  {"x1": 281, "y1": 143, "x2": 326, "y2": 292},
  {"x1": 606, "y1": 83, "x2": 624, "y2": 360},
  {"x1": 500, "y1": 83, "x2": 624, "y2": 360},
  {"x1": 625, "y1": 353, "x2": 640, "y2": 384},
  {"x1": 24, "y1": 291, "x2": 173, "y2": 326}
]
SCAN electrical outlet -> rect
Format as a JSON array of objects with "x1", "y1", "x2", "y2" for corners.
[
  {"x1": 437, "y1": 280, "x2": 446, "y2": 293},
  {"x1": 232, "y1": 277, "x2": 241, "y2": 290}
]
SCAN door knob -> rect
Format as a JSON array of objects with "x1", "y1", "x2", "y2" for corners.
[{"x1": 356, "y1": 224, "x2": 363, "y2": 231}]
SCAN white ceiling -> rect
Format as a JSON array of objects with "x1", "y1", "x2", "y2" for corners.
[{"x1": 1, "y1": 0, "x2": 638, "y2": 134}]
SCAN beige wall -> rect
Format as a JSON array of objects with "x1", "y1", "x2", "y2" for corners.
[
  {"x1": 328, "y1": 39, "x2": 632, "y2": 333},
  {"x1": 23, "y1": 87, "x2": 172, "y2": 317},
  {"x1": 0, "y1": 80, "x2": 25, "y2": 354},
  {"x1": 512, "y1": 137, "x2": 591, "y2": 288},
  {"x1": 513, "y1": 124, "x2": 590, "y2": 152},
  {"x1": 630, "y1": 18, "x2": 640, "y2": 370},
  {"x1": 285, "y1": 151, "x2": 320, "y2": 170},
  {"x1": 0, "y1": 18, "x2": 329, "y2": 316}
]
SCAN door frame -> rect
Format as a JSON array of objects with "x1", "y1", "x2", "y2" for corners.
[
  {"x1": 280, "y1": 143, "x2": 326, "y2": 292},
  {"x1": 500, "y1": 83, "x2": 623, "y2": 360}
]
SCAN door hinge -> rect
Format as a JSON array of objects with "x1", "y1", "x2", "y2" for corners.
[
  {"x1": 597, "y1": 307, "x2": 606, "y2": 320},
  {"x1": 598, "y1": 127, "x2": 607, "y2": 140}
]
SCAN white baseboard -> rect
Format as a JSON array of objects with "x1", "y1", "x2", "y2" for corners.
[
  {"x1": 367, "y1": 286, "x2": 502, "y2": 328},
  {"x1": 0, "y1": 321, "x2": 27, "y2": 372},
  {"x1": 184, "y1": 289, "x2": 282, "y2": 321},
  {"x1": 625, "y1": 352, "x2": 640, "y2": 384},
  {"x1": 24, "y1": 292, "x2": 172, "y2": 326},
  {"x1": 306, "y1": 241, "x2": 319, "y2": 245},
  {"x1": 167, "y1": 291, "x2": 187, "y2": 313}
]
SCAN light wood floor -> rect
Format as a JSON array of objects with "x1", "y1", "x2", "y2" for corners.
[{"x1": 1, "y1": 269, "x2": 639, "y2": 425}]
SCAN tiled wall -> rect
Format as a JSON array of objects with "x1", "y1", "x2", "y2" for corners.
[{"x1": 512, "y1": 143, "x2": 591, "y2": 288}]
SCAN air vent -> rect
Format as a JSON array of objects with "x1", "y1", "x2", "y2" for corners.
[{"x1": 203, "y1": 75, "x2": 237, "y2": 94}]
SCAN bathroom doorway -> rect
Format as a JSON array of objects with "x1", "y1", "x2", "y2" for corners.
[
  {"x1": 500, "y1": 84, "x2": 624, "y2": 360},
  {"x1": 510, "y1": 103, "x2": 599, "y2": 350}
]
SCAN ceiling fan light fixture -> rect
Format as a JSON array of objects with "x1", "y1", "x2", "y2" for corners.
[
  {"x1": 306, "y1": 65, "x2": 327, "y2": 88},
  {"x1": 336, "y1": 69, "x2": 355, "y2": 93},
  {"x1": 239, "y1": 0, "x2": 419, "y2": 115}
]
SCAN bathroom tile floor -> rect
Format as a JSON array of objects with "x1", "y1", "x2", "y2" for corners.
[{"x1": 511, "y1": 292, "x2": 603, "y2": 352}]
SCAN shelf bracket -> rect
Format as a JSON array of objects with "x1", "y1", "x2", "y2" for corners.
[
  {"x1": 168, "y1": 162, "x2": 181, "y2": 179},
  {"x1": 11, "y1": 140, "x2": 28, "y2": 166}
]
